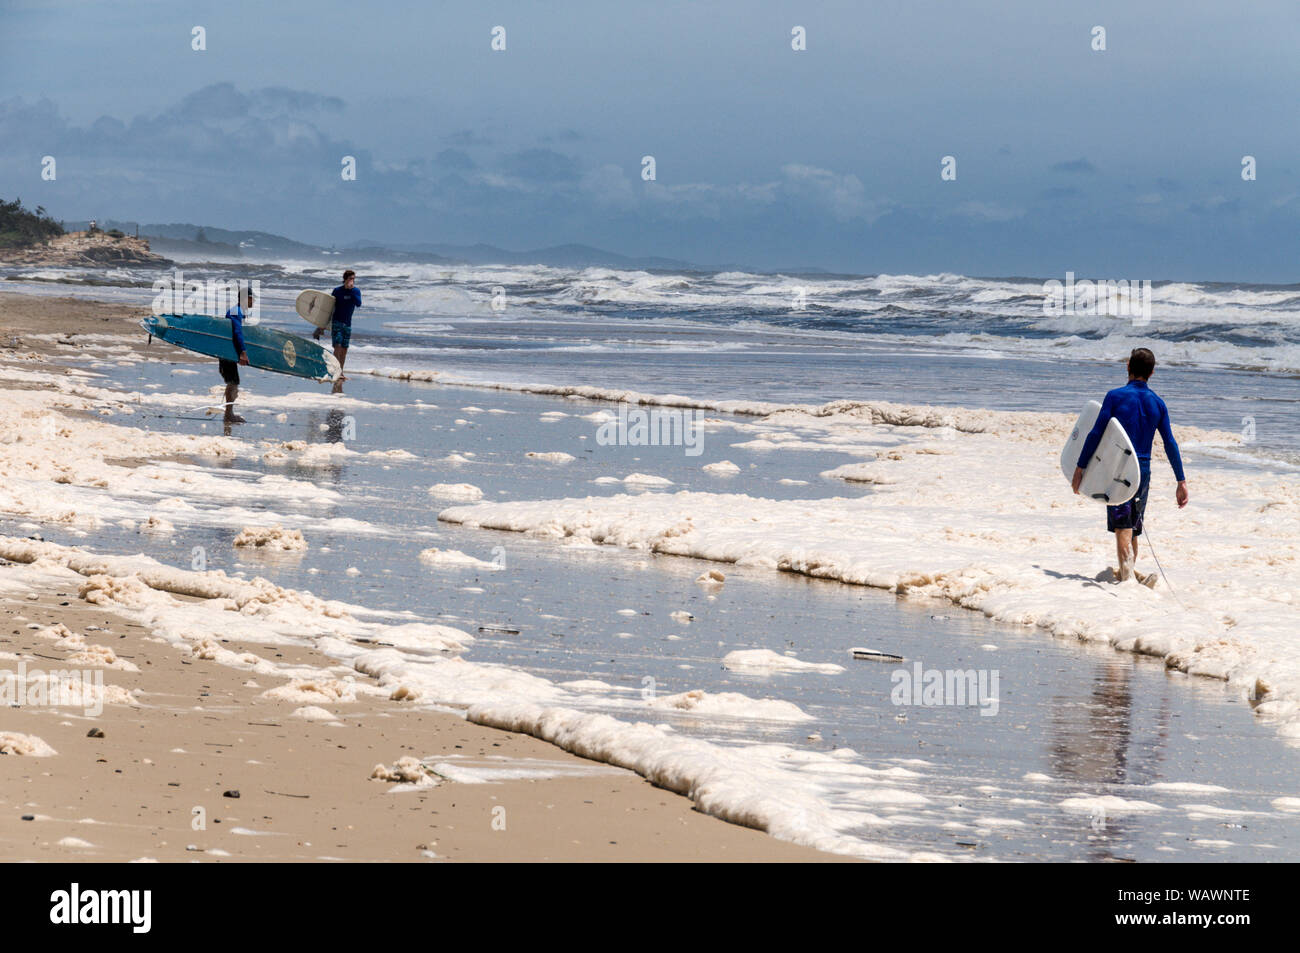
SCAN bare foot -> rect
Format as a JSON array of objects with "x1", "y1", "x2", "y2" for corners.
[
  {"x1": 224, "y1": 413, "x2": 246, "y2": 424},
  {"x1": 1136, "y1": 570, "x2": 1158, "y2": 589}
]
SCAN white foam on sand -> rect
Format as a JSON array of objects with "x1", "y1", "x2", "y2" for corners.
[
  {"x1": 703, "y1": 460, "x2": 741, "y2": 475},
  {"x1": 371, "y1": 756, "x2": 436, "y2": 787},
  {"x1": 418, "y1": 547, "x2": 501, "y2": 571},
  {"x1": 1058, "y1": 794, "x2": 1164, "y2": 815},
  {"x1": 1144, "y1": 781, "x2": 1232, "y2": 794},
  {"x1": 64, "y1": 642, "x2": 140, "y2": 672},
  {"x1": 2, "y1": 537, "x2": 886, "y2": 855},
  {"x1": 466, "y1": 702, "x2": 934, "y2": 860},
  {"x1": 428, "y1": 755, "x2": 629, "y2": 784},
  {"x1": 360, "y1": 365, "x2": 794, "y2": 417},
  {"x1": 649, "y1": 689, "x2": 813, "y2": 721},
  {"x1": 0, "y1": 668, "x2": 138, "y2": 710},
  {"x1": 622, "y1": 473, "x2": 673, "y2": 486},
  {"x1": 233, "y1": 525, "x2": 308, "y2": 551},
  {"x1": 6, "y1": 361, "x2": 1288, "y2": 859},
  {"x1": 0, "y1": 387, "x2": 393, "y2": 542},
  {"x1": 292, "y1": 705, "x2": 342, "y2": 723},
  {"x1": 427, "y1": 483, "x2": 484, "y2": 501},
  {"x1": 0, "y1": 537, "x2": 475, "y2": 666},
  {"x1": 262, "y1": 677, "x2": 359, "y2": 705},
  {"x1": 0, "y1": 731, "x2": 58, "y2": 756},
  {"x1": 437, "y1": 400, "x2": 1300, "y2": 742},
  {"x1": 320, "y1": 630, "x2": 955, "y2": 857},
  {"x1": 722, "y1": 649, "x2": 845, "y2": 675}
]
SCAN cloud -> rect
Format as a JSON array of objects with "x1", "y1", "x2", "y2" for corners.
[
  {"x1": 577, "y1": 163, "x2": 891, "y2": 225},
  {"x1": 581, "y1": 163, "x2": 638, "y2": 210},
  {"x1": 779, "y1": 164, "x2": 877, "y2": 221},
  {"x1": 1188, "y1": 195, "x2": 1241, "y2": 215},
  {"x1": 435, "y1": 149, "x2": 476, "y2": 172},
  {"x1": 544, "y1": 128, "x2": 584, "y2": 143},
  {"x1": 1050, "y1": 158, "x2": 1097, "y2": 174},
  {"x1": 951, "y1": 200, "x2": 1023, "y2": 222},
  {"x1": 445, "y1": 129, "x2": 493, "y2": 147},
  {"x1": 167, "y1": 84, "x2": 344, "y2": 121},
  {"x1": 498, "y1": 148, "x2": 582, "y2": 184},
  {"x1": 2, "y1": 83, "x2": 1295, "y2": 276}
]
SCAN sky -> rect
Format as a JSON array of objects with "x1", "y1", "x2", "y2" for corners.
[{"x1": 1, "y1": 0, "x2": 1298, "y2": 279}]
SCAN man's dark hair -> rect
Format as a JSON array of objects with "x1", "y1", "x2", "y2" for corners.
[
  {"x1": 343, "y1": 269, "x2": 356, "y2": 282},
  {"x1": 1128, "y1": 347, "x2": 1156, "y2": 380}
]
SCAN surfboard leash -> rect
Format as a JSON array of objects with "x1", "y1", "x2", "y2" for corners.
[
  {"x1": 1141, "y1": 521, "x2": 1190, "y2": 612},
  {"x1": 133, "y1": 401, "x2": 236, "y2": 421}
]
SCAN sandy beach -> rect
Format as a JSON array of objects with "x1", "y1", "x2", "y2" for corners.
[
  {"x1": 9, "y1": 5, "x2": 1299, "y2": 930},
  {"x1": 4, "y1": 285, "x2": 1300, "y2": 862},
  {"x1": 0, "y1": 291, "x2": 838, "y2": 863}
]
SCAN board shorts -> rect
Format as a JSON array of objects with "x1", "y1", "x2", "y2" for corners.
[
  {"x1": 1107, "y1": 468, "x2": 1151, "y2": 536},
  {"x1": 331, "y1": 321, "x2": 352, "y2": 349},
  {"x1": 218, "y1": 358, "x2": 240, "y2": 386}
]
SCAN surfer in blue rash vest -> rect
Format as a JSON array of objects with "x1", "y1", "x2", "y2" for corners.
[
  {"x1": 1071, "y1": 347, "x2": 1189, "y2": 584},
  {"x1": 314, "y1": 269, "x2": 361, "y2": 384},
  {"x1": 221, "y1": 285, "x2": 253, "y2": 424}
]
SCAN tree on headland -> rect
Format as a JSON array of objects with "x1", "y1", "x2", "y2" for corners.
[{"x1": 0, "y1": 197, "x2": 65, "y2": 248}]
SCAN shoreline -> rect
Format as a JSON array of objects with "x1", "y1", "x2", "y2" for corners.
[
  {"x1": 0, "y1": 290, "x2": 841, "y2": 862},
  {"x1": 0, "y1": 555, "x2": 830, "y2": 862},
  {"x1": 4, "y1": 286, "x2": 1298, "y2": 860}
]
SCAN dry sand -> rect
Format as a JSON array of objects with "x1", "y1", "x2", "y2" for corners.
[
  {"x1": 0, "y1": 290, "x2": 840, "y2": 862},
  {"x1": 0, "y1": 292, "x2": 167, "y2": 362}
]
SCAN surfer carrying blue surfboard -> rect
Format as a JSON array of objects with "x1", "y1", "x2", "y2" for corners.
[
  {"x1": 221, "y1": 286, "x2": 254, "y2": 424},
  {"x1": 312, "y1": 269, "x2": 361, "y2": 383},
  {"x1": 1071, "y1": 348, "x2": 1189, "y2": 584}
]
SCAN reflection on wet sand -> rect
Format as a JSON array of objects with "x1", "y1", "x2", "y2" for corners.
[{"x1": 1048, "y1": 659, "x2": 1172, "y2": 859}]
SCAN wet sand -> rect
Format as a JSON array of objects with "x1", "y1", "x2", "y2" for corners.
[{"x1": 0, "y1": 289, "x2": 841, "y2": 862}]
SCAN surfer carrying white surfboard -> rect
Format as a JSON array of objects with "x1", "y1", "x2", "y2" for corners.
[
  {"x1": 1071, "y1": 348, "x2": 1189, "y2": 584},
  {"x1": 220, "y1": 286, "x2": 254, "y2": 424},
  {"x1": 312, "y1": 269, "x2": 361, "y2": 383}
]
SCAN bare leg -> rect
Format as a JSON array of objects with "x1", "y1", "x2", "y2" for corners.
[
  {"x1": 1115, "y1": 528, "x2": 1135, "y2": 581},
  {"x1": 1130, "y1": 534, "x2": 1158, "y2": 587},
  {"x1": 333, "y1": 346, "x2": 348, "y2": 381},
  {"x1": 223, "y1": 383, "x2": 244, "y2": 423}
]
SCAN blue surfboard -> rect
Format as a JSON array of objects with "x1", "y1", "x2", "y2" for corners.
[{"x1": 141, "y1": 314, "x2": 340, "y2": 382}]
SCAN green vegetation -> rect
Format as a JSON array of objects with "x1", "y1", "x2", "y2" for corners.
[{"x1": 0, "y1": 197, "x2": 64, "y2": 248}]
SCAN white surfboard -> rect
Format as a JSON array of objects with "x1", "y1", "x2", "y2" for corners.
[
  {"x1": 1061, "y1": 400, "x2": 1141, "y2": 504},
  {"x1": 295, "y1": 289, "x2": 335, "y2": 328}
]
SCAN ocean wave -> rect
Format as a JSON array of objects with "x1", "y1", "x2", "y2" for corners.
[{"x1": 13, "y1": 262, "x2": 1300, "y2": 370}]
